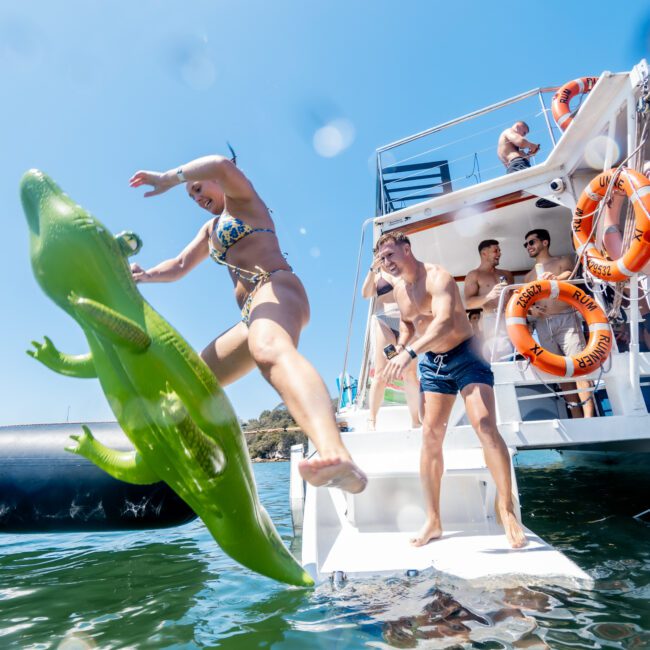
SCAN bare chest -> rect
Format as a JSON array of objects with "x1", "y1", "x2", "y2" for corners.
[
  {"x1": 475, "y1": 271, "x2": 500, "y2": 295},
  {"x1": 394, "y1": 283, "x2": 431, "y2": 320}
]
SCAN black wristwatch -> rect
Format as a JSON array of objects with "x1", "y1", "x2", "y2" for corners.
[{"x1": 405, "y1": 346, "x2": 417, "y2": 359}]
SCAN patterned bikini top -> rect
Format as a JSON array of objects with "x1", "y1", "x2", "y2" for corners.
[{"x1": 208, "y1": 213, "x2": 275, "y2": 283}]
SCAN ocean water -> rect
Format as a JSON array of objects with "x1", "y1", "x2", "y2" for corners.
[{"x1": 1, "y1": 453, "x2": 649, "y2": 649}]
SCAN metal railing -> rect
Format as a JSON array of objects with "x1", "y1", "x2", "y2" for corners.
[{"x1": 375, "y1": 86, "x2": 561, "y2": 216}]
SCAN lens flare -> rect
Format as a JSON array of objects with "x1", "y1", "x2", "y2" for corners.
[
  {"x1": 313, "y1": 119, "x2": 355, "y2": 158},
  {"x1": 451, "y1": 206, "x2": 485, "y2": 237},
  {"x1": 396, "y1": 503, "x2": 425, "y2": 531},
  {"x1": 164, "y1": 33, "x2": 216, "y2": 91},
  {"x1": 583, "y1": 135, "x2": 621, "y2": 170}
]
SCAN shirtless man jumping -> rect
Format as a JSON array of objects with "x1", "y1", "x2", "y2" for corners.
[
  {"x1": 377, "y1": 231, "x2": 527, "y2": 549},
  {"x1": 464, "y1": 239, "x2": 514, "y2": 360},
  {"x1": 497, "y1": 121, "x2": 540, "y2": 174}
]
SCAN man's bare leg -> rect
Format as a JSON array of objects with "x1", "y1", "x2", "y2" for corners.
[
  {"x1": 563, "y1": 381, "x2": 596, "y2": 418},
  {"x1": 247, "y1": 278, "x2": 367, "y2": 494},
  {"x1": 410, "y1": 392, "x2": 456, "y2": 546},
  {"x1": 461, "y1": 383, "x2": 527, "y2": 548},
  {"x1": 562, "y1": 382, "x2": 584, "y2": 418},
  {"x1": 576, "y1": 380, "x2": 595, "y2": 418}
]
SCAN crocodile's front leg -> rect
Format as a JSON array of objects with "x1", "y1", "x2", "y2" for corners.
[
  {"x1": 66, "y1": 425, "x2": 160, "y2": 485},
  {"x1": 69, "y1": 294, "x2": 151, "y2": 352},
  {"x1": 27, "y1": 336, "x2": 97, "y2": 378}
]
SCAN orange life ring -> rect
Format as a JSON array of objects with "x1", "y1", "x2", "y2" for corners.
[
  {"x1": 551, "y1": 76, "x2": 598, "y2": 131},
  {"x1": 573, "y1": 168, "x2": 650, "y2": 283},
  {"x1": 505, "y1": 280, "x2": 612, "y2": 378}
]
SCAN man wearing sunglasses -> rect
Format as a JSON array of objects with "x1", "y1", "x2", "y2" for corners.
[
  {"x1": 497, "y1": 121, "x2": 540, "y2": 174},
  {"x1": 522, "y1": 229, "x2": 595, "y2": 418}
]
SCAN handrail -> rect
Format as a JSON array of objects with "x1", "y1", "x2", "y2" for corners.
[
  {"x1": 377, "y1": 86, "x2": 560, "y2": 154},
  {"x1": 517, "y1": 385, "x2": 600, "y2": 401},
  {"x1": 338, "y1": 216, "x2": 375, "y2": 410},
  {"x1": 354, "y1": 299, "x2": 376, "y2": 411},
  {"x1": 537, "y1": 89, "x2": 558, "y2": 148}
]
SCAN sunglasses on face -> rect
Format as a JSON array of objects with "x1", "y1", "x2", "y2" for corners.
[{"x1": 523, "y1": 239, "x2": 539, "y2": 248}]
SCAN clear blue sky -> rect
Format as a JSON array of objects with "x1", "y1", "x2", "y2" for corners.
[{"x1": 1, "y1": 1, "x2": 648, "y2": 424}]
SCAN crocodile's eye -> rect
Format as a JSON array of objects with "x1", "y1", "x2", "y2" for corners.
[{"x1": 115, "y1": 231, "x2": 143, "y2": 257}]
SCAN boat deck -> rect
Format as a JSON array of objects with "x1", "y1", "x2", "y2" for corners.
[{"x1": 319, "y1": 524, "x2": 591, "y2": 586}]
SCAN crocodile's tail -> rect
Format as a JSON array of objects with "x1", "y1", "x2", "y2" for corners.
[
  {"x1": 201, "y1": 507, "x2": 313, "y2": 587},
  {"x1": 160, "y1": 389, "x2": 313, "y2": 586}
]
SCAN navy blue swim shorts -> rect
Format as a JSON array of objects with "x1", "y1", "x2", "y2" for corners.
[{"x1": 419, "y1": 337, "x2": 494, "y2": 395}]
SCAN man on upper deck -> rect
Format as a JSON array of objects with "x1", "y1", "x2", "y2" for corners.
[
  {"x1": 497, "y1": 121, "x2": 540, "y2": 174},
  {"x1": 523, "y1": 228, "x2": 595, "y2": 418},
  {"x1": 464, "y1": 239, "x2": 514, "y2": 360},
  {"x1": 377, "y1": 231, "x2": 527, "y2": 549}
]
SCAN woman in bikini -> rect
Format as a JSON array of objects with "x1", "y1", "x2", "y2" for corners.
[
  {"x1": 128, "y1": 154, "x2": 366, "y2": 493},
  {"x1": 361, "y1": 253, "x2": 420, "y2": 431}
]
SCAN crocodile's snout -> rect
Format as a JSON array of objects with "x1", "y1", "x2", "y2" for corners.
[
  {"x1": 20, "y1": 169, "x2": 64, "y2": 236},
  {"x1": 20, "y1": 169, "x2": 47, "y2": 234}
]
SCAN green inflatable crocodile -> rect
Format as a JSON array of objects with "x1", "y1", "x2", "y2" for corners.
[{"x1": 22, "y1": 169, "x2": 313, "y2": 587}]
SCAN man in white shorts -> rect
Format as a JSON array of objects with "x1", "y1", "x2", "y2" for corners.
[{"x1": 523, "y1": 228, "x2": 595, "y2": 417}]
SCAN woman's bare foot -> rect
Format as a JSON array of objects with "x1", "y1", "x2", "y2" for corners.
[
  {"x1": 410, "y1": 518, "x2": 442, "y2": 547},
  {"x1": 299, "y1": 456, "x2": 367, "y2": 494},
  {"x1": 499, "y1": 508, "x2": 528, "y2": 548},
  {"x1": 367, "y1": 419, "x2": 376, "y2": 431}
]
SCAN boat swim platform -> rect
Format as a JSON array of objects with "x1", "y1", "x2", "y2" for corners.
[
  {"x1": 312, "y1": 526, "x2": 591, "y2": 588},
  {"x1": 296, "y1": 447, "x2": 591, "y2": 586}
]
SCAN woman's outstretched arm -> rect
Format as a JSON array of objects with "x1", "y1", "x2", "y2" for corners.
[
  {"x1": 130, "y1": 156, "x2": 254, "y2": 201},
  {"x1": 131, "y1": 219, "x2": 213, "y2": 283}
]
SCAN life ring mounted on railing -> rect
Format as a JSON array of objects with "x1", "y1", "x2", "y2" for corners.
[
  {"x1": 573, "y1": 168, "x2": 650, "y2": 283},
  {"x1": 551, "y1": 76, "x2": 598, "y2": 131},
  {"x1": 505, "y1": 280, "x2": 612, "y2": 378}
]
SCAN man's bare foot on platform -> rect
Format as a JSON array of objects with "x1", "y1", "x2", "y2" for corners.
[
  {"x1": 500, "y1": 508, "x2": 528, "y2": 548},
  {"x1": 299, "y1": 456, "x2": 367, "y2": 494},
  {"x1": 410, "y1": 519, "x2": 442, "y2": 547}
]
